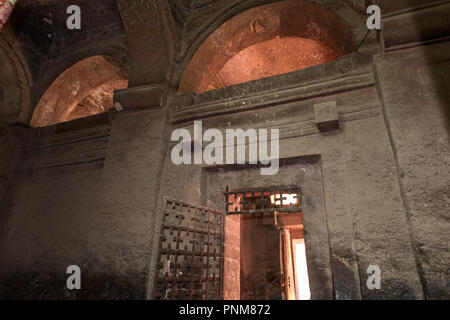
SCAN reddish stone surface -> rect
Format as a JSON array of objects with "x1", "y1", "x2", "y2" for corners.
[
  {"x1": 207, "y1": 37, "x2": 338, "y2": 91},
  {"x1": 180, "y1": 0, "x2": 354, "y2": 94},
  {"x1": 65, "y1": 81, "x2": 122, "y2": 122},
  {"x1": 31, "y1": 56, "x2": 128, "y2": 127},
  {"x1": 224, "y1": 215, "x2": 241, "y2": 300}
]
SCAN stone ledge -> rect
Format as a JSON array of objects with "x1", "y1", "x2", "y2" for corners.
[
  {"x1": 114, "y1": 84, "x2": 166, "y2": 111},
  {"x1": 172, "y1": 72, "x2": 375, "y2": 124}
]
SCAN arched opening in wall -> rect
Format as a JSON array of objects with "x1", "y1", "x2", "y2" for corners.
[
  {"x1": 179, "y1": 0, "x2": 356, "y2": 94},
  {"x1": 30, "y1": 55, "x2": 128, "y2": 128}
]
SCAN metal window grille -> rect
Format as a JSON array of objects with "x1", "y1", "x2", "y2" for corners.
[{"x1": 224, "y1": 185, "x2": 302, "y2": 215}]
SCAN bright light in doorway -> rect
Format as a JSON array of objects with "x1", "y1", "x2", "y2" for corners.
[
  {"x1": 270, "y1": 193, "x2": 298, "y2": 206},
  {"x1": 294, "y1": 240, "x2": 311, "y2": 300}
]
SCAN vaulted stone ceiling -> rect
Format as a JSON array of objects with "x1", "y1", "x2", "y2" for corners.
[
  {"x1": 110, "y1": 0, "x2": 372, "y2": 89},
  {"x1": 6, "y1": 0, "x2": 127, "y2": 79},
  {"x1": 1, "y1": 0, "x2": 128, "y2": 123},
  {"x1": 4, "y1": 0, "x2": 431, "y2": 90},
  {"x1": 3, "y1": 0, "x2": 434, "y2": 85},
  {"x1": 167, "y1": 0, "x2": 368, "y2": 55},
  {"x1": 0, "y1": 0, "x2": 434, "y2": 121},
  {"x1": 1, "y1": 0, "x2": 373, "y2": 118},
  {"x1": 178, "y1": 0, "x2": 359, "y2": 94},
  {"x1": 163, "y1": 0, "x2": 370, "y2": 89}
]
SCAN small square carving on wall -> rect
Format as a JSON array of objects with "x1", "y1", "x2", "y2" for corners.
[{"x1": 314, "y1": 101, "x2": 340, "y2": 132}]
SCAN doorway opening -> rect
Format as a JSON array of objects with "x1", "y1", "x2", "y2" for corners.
[
  {"x1": 224, "y1": 187, "x2": 310, "y2": 300},
  {"x1": 153, "y1": 186, "x2": 312, "y2": 300}
]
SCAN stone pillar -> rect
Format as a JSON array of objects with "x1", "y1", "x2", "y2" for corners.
[
  {"x1": 0, "y1": 0, "x2": 17, "y2": 32},
  {"x1": 374, "y1": 43, "x2": 450, "y2": 299},
  {"x1": 0, "y1": 124, "x2": 20, "y2": 205},
  {"x1": 0, "y1": 125, "x2": 11, "y2": 200},
  {"x1": 83, "y1": 85, "x2": 170, "y2": 299}
]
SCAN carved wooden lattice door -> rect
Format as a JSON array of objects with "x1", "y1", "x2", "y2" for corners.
[{"x1": 153, "y1": 198, "x2": 225, "y2": 300}]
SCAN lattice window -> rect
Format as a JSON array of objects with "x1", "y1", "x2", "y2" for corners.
[
  {"x1": 154, "y1": 198, "x2": 224, "y2": 300},
  {"x1": 225, "y1": 186, "x2": 302, "y2": 215}
]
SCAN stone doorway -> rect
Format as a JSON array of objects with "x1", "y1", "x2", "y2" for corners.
[{"x1": 204, "y1": 155, "x2": 335, "y2": 300}]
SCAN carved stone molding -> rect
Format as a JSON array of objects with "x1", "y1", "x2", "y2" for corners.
[
  {"x1": 170, "y1": 53, "x2": 374, "y2": 123},
  {"x1": 114, "y1": 84, "x2": 167, "y2": 111}
]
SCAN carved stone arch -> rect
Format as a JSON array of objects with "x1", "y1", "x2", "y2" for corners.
[
  {"x1": 30, "y1": 55, "x2": 129, "y2": 128},
  {"x1": 175, "y1": 0, "x2": 367, "y2": 94},
  {"x1": 24, "y1": 30, "x2": 130, "y2": 125}
]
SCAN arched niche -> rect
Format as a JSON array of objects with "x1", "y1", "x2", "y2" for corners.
[
  {"x1": 179, "y1": 0, "x2": 360, "y2": 94},
  {"x1": 30, "y1": 55, "x2": 128, "y2": 128}
]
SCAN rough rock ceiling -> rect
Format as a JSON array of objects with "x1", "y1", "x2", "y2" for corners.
[
  {"x1": 4, "y1": 0, "x2": 432, "y2": 92},
  {"x1": 2, "y1": 0, "x2": 128, "y2": 119},
  {"x1": 6, "y1": 0, "x2": 127, "y2": 80}
]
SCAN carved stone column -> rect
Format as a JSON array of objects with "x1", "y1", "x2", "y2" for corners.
[
  {"x1": 0, "y1": 124, "x2": 18, "y2": 205},
  {"x1": 83, "y1": 85, "x2": 171, "y2": 299}
]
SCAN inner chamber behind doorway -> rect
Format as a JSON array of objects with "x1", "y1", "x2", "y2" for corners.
[{"x1": 226, "y1": 188, "x2": 311, "y2": 300}]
